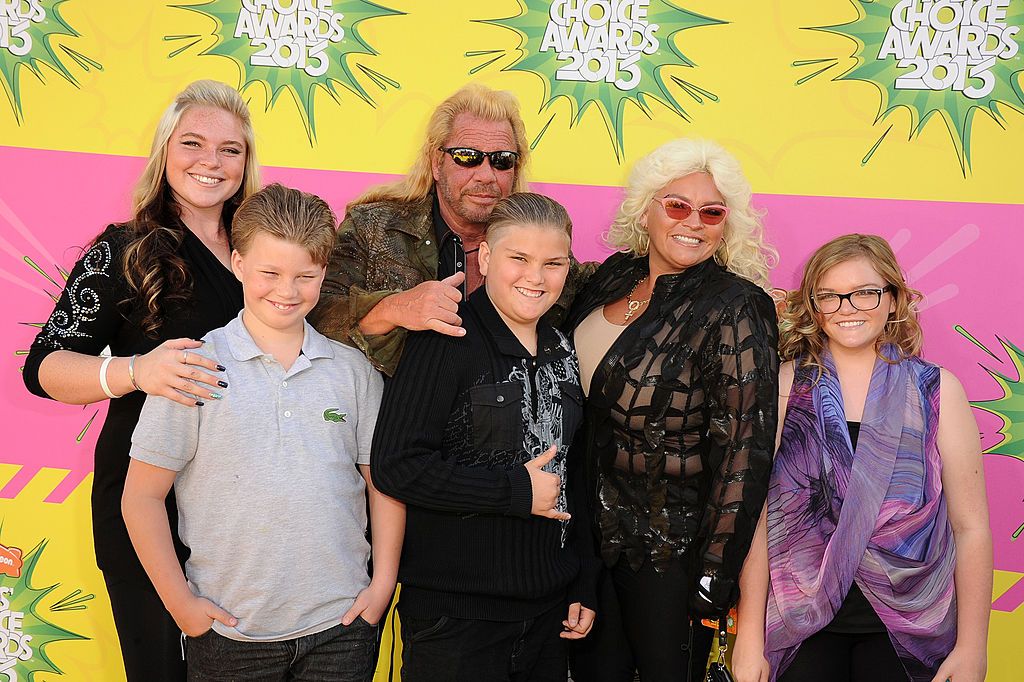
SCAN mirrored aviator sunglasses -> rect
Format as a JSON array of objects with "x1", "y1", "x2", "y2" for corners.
[
  {"x1": 651, "y1": 197, "x2": 730, "y2": 226},
  {"x1": 440, "y1": 147, "x2": 519, "y2": 171}
]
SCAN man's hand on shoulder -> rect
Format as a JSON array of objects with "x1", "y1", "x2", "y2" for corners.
[{"x1": 358, "y1": 272, "x2": 467, "y2": 337}]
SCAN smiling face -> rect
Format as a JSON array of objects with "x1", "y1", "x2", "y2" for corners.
[
  {"x1": 814, "y1": 256, "x2": 895, "y2": 354},
  {"x1": 231, "y1": 232, "x2": 326, "y2": 338},
  {"x1": 164, "y1": 105, "x2": 247, "y2": 222},
  {"x1": 478, "y1": 223, "x2": 571, "y2": 335},
  {"x1": 643, "y1": 172, "x2": 726, "y2": 277},
  {"x1": 432, "y1": 113, "x2": 517, "y2": 234}
]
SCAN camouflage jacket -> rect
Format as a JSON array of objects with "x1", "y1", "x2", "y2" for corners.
[{"x1": 309, "y1": 193, "x2": 597, "y2": 376}]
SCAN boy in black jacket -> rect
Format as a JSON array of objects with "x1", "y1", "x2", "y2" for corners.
[{"x1": 370, "y1": 193, "x2": 597, "y2": 681}]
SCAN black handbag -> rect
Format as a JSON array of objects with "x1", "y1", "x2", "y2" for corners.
[{"x1": 704, "y1": 620, "x2": 735, "y2": 682}]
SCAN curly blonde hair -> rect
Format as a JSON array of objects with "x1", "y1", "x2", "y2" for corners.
[
  {"x1": 605, "y1": 138, "x2": 776, "y2": 289},
  {"x1": 779, "y1": 234, "x2": 924, "y2": 374},
  {"x1": 351, "y1": 83, "x2": 529, "y2": 208}
]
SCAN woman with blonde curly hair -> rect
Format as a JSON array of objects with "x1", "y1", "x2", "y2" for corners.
[
  {"x1": 565, "y1": 138, "x2": 780, "y2": 681},
  {"x1": 23, "y1": 79, "x2": 261, "y2": 681},
  {"x1": 732, "y1": 234, "x2": 992, "y2": 682}
]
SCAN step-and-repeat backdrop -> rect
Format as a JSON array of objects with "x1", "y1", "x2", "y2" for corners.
[{"x1": 1, "y1": 1, "x2": 1021, "y2": 680}]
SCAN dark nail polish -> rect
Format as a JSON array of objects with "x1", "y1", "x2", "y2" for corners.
[
  {"x1": 218, "y1": 380, "x2": 228, "y2": 388},
  {"x1": 195, "y1": 400, "x2": 205, "y2": 407},
  {"x1": 216, "y1": 365, "x2": 226, "y2": 372}
]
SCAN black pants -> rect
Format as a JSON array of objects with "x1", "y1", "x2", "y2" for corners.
[
  {"x1": 399, "y1": 602, "x2": 567, "y2": 682},
  {"x1": 778, "y1": 629, "x2": 907, "y2": 682},
  {"x1": 569, "y1": 556, "x2": 713, "y2": 682},
  {"x1": 104, "y1": 575, "x2": 185, "y2": 682}
]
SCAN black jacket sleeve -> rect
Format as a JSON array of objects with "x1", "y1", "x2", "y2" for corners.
[
  {"x1": 693, "y1": 287, "x2": 779, "y2": 617},
  {"x1": 565, "y1": 423, "x2": 602, "y2": 611},
  {"x1": 369, "y1": 329, "x2": 533, "y2": 517}
]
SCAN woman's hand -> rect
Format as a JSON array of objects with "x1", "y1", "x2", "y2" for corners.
[
  {"x1": 731, "y1": 632, "x2": 770, "y2": 682},
  {"x1": 133, "y1": 338, "x2": 226, "y2": 407},
  {"x1": 929, "y1": 644, "x2": 986, "y2": 682}
]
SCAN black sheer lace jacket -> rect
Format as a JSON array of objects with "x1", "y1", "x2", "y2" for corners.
[{"x1": 565, "y1": 252, "x2": 778, "y2": 614}]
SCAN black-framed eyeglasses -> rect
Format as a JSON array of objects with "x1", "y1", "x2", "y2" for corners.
[
  {"x1": 439, "y1": 147, "x2": 519, "y2": 171},
  {"x1": 811, "y1": 286, "x2": 893, "y2": 314}
]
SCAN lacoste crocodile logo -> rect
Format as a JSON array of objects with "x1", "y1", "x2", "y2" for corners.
[{"x1": 323, "y1": 409, "x2": 347, "y2": 423}]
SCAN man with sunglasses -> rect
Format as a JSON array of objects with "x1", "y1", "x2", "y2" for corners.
[{"x1": 310, "y1": 83, "x2": 594, "y2": 376}]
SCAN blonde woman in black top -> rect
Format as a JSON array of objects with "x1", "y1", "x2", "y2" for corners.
[
  {"x1": 23, "y1": 80, "x2": 261, "y2": 681},
  {"x1": 566, "y1": 139, "x2": 779, "y2": 682}
]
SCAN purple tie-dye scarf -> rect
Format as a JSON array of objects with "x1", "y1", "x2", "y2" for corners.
[{"x1": 764, "y1": 345, "x2": 956, "y2": 682}]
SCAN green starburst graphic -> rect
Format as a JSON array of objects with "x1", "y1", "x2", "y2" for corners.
[
  {"x1": 0, "y1": 0, "x2": 102, "y2": 123},
  {"x1": 168, "y1": 0, "x2": 402, "y2": 141},
  {"x1": 795, "y1": 0, "x2": 1024, "y2": 174},
  {"x1": 471, "y1": 0, "x2": 724, "y2": 160},
  {"x1": 0, "y1": 536, "x2": 91, "y2": 679},
  {"x1": 964, "y1": 335, "x2": 1024, "y2": 460}
]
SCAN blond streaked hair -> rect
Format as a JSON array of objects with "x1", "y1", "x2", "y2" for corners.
[
  {"x1": 606, "y1": 138, "x2": 776, "y2": 290},
  {"x1": 120, "y1": 80, "x2": 261, "y2": 337},
  {"x1": 779, "y1": 233, "x2": 924, "y2": 375},
  {"x1": 485, "y1": 192, "x2": 572, "y2": 245},
  {"x1": 232, "y1": 184, "x2": 337, "y2": 266},
  {"x1": 350, "y1": 83, "x2": 529, "y2": 208}
]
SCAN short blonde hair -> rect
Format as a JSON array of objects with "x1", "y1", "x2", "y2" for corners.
[
  {"x1": 351, "y1": 83, "x2": 530, "y2": 207},
  {"x1": 779, "y1": 233, "x2": 924, "y2": 373},
  {"x1": 485, "y1": 192, "x2": 572, "y2": 245},
  {"x1": 606, "y1": 138, "x2": 776, "y2": 289},
  {"x1": 232, "y1": 184, "x2": 337, "y2": 266}
]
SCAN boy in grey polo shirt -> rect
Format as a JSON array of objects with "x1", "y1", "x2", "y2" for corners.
[{"x1": 122, "y1": 184, "x2": 403, "y2": 682}]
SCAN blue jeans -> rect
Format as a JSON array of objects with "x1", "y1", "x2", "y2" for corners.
[
  {"x1": 186, "y1": 619, "x2": 377, "y2": 682},
  {"x1": 399, "y1": 602, "x2": 567, "y2": 682}
]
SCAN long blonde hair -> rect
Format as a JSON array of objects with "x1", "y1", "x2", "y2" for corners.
[
  {"x1": 120, "y1": 80, "x2": 261, "y2": 337},
  {"x1": 350, "y1": 83, "x2": 530, "y2": 208},
  {"x1": 779, "y1": 234, "x2": 924, "y2": 373},
  {"x1": 606, "y1": 138, "x2": 776, "y2": 290}
]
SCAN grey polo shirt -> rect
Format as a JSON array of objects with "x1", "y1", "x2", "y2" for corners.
[{"x1": 130, "y1": 311, "x2": 384, "y2": 641}]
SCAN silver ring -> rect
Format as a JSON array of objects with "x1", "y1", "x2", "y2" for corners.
[{"x1": 182, "y1": 351, "x2": 189, "y2": 366}]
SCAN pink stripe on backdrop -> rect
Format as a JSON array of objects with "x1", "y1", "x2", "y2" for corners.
[{"x1": 1, "y1": 147, "x2": 1021, "y2": 586}]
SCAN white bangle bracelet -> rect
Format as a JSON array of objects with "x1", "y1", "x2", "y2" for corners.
[{"x1": 99, "y1": 355, "x2": 123, "y2": 400}]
